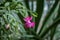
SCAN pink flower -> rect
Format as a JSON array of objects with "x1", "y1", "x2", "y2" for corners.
[
  {"x1": 25, "y1": 22, "x2": 35, "y2": 28},
  {"x1": 23, "y1": 16, "x2": 35, "y2": 28},
  {"x1": 23, "y1": 16, "x2": 32, "y2": 23}
]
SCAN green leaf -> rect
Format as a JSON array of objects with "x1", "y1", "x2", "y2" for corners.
[
  {"x1": 38, "y1": 0, "x2": 59, "y2": 34},
  {"x1": 24, "y1": 0, "x2": 30, "y2": 9},
  {"x1": 35, "y1": 0, "x2": 44, "y2": 32},
  {"x1": 39, "y1": 18, "x2": 60, "y2": 38},
  {"x1": 50, "y1": 2, "x2": 59, "y2": 40}
]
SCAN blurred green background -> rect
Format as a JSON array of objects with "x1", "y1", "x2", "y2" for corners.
[{"x1": 0, "y1": 0, "x2": 60, "y2": 40}]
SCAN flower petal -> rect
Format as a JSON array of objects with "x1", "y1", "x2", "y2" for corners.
[
  {"x1": 23, "y1": 16, "x2": 32, "y2": 22},
  {"x1": 25, "y1": 22, "x2": 35, "y2": 28}
]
